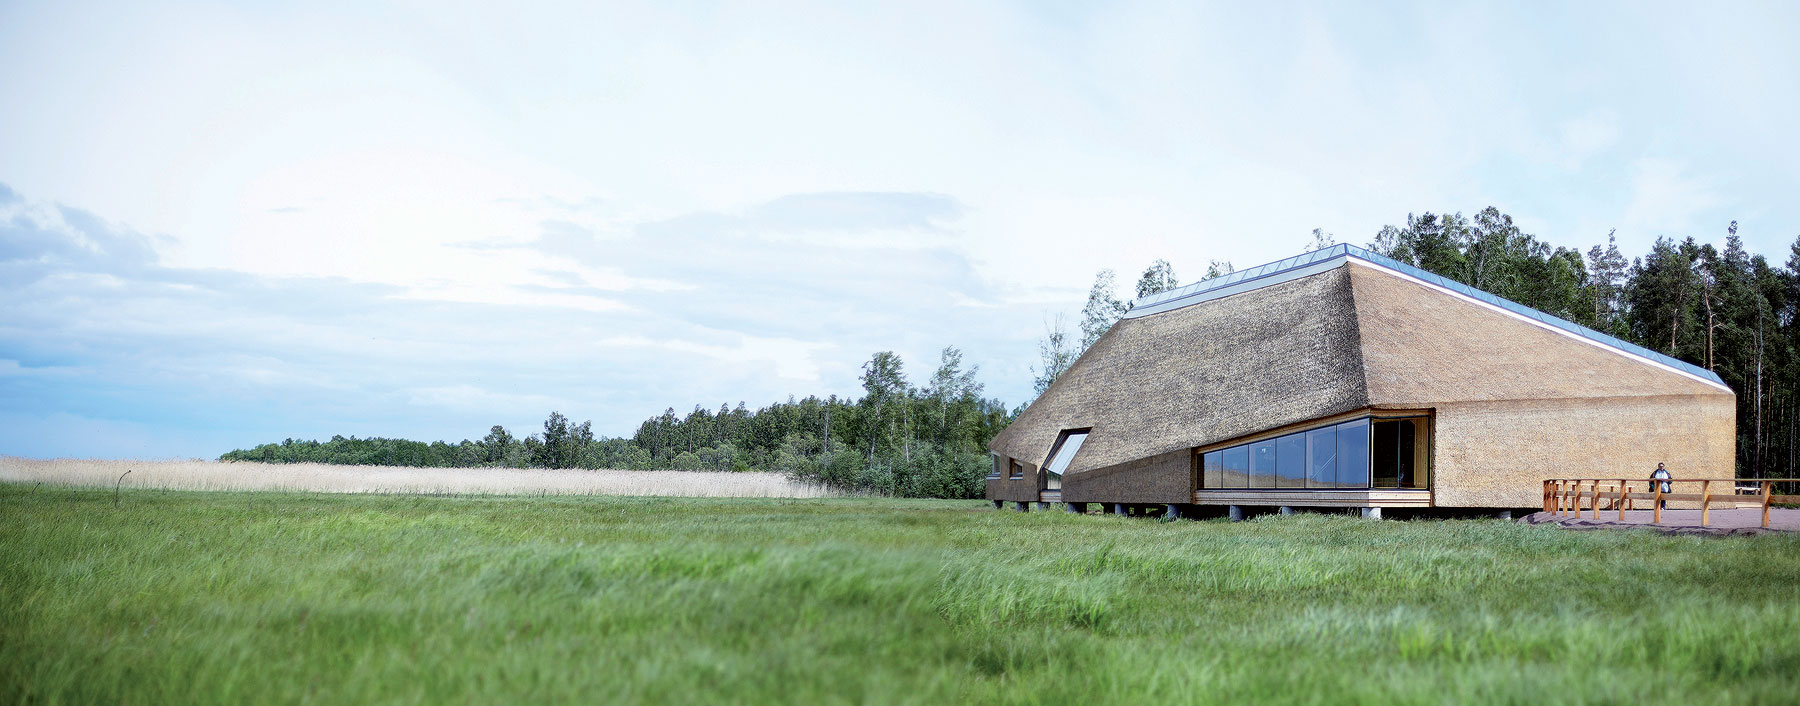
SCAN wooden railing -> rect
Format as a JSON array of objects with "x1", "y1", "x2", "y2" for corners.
[{"x1": 1543, "y1": 478, "x2": 1800, "y2": 528}]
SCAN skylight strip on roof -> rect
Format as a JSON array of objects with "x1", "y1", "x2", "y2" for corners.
[
  {"x1": 1123, "y1": 253, "x2": 1350, "y2": 319},
  {"x1": 1130, "y1": 245, "x2": 1353, "y2": 311},
  {"x1": 1121, "y1": 243, "x2": 1726, "y2": 388}
]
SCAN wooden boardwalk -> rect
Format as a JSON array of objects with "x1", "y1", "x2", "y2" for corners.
[
  {"x1": 1523, "y1": 508, "x2": 1800, "y2": 535},
  {"x1": 1544, "y1": 478, "x2": 1800, "y2": 528}
]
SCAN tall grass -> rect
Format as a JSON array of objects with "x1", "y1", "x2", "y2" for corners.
[
  {"x1": 2, "y1": 486, "x2": 1796, "y2": 704},
  {"x1": 0, "y1": 457, "x2": 838, "y2": 497}
]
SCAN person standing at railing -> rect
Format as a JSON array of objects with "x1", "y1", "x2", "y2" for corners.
[{"x1": 1650, "y1": 463, "x2": 1673, "y2": 510}]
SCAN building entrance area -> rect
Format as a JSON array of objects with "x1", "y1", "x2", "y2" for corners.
[{"x1": 1370, "y1": 417, "x2": 1429, "y2": 489}]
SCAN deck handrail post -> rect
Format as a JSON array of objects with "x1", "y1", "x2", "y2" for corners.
[
  {"x1": 1700, "y1": 479, "x2": 1711, "y2": 527},
  {"x1": 1653, "y1": 482, "x2": 1663, "y2": 523},
  {"x1": 1617, "y1": 480, "x2": 1627, "y2": 521},
  {"x1": 1543, "y1": 480, "x2": 1552, "y2": 514},
  {"x1": 1763, "y1": 480, "x2": 1774, "y2": 529}
]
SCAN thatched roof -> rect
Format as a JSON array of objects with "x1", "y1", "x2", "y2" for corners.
[
  {"x1": 991, "y1": 247, "x2": 1733, "y2": 478},
  {"x1": 1349, "y1": 264, "x2": 1728, "y2": 405},
  {"x1": 990, "y1": 265, "x2": 1368, "y2": 476}
]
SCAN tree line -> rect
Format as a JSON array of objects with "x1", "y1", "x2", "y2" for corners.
[
  {"x1": 1037, "y1": 206, "x2": 1798, "y2": 479},
  {"x1": 221, "y1": 346, "x2": 1015, "y2": 498}
]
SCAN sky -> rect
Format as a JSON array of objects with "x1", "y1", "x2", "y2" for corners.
[{"x1": 3, "y1": 0, "x2": 1798, "y2": 458}]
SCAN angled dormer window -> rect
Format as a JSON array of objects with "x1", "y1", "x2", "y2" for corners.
[{"x1": 1041, "y1": 429, "x2": 1090, "y2": 491}]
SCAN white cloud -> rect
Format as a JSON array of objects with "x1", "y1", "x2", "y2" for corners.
[
  {"x1": 406, "y1": 385, "x2": 579, "y2": 416},
  {"x1": 0, "y1": 359, "x2": 78, "y2": 377},
  {"x1": 1558, "y1": 111, "x2": 1621, "y2": 169},
  {"x1": 599, "y1": 334, "x2": 833, "y2": 383},
  {"x1": 1623, "y1": 158, "x2": 1723, "y2": 236}
]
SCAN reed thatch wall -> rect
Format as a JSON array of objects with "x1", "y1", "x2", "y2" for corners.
[
  {"x1": 1061, "y1": 449, "x2": 1191, "y2": 504},
  {"x1": 1431, "y1": 395, "x2": 1735, "y2": 507},
  {"x1": 985, "y1": 462, "x2": 1040, "y2": 502}
]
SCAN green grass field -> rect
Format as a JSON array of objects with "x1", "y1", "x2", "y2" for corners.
[{"x1": 3, "y1": 485, "x2": 1798, "y2": 705}]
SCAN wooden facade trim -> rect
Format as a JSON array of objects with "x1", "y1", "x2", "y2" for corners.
[{"x1": 1192, "y1": 489, "x2": 1433, "y2": 507}]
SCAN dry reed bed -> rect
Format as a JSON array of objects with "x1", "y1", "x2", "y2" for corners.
[{"x1": 0, "y1": 457, "x2": 838, "y2": 498}]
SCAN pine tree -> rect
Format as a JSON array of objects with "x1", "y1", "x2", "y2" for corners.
[
  {"x1": 1585, "y1": 231, "x2": 1629, "y2": 335},
  {"x1": 1134, "y1": 259, "x2": 1180, "y2": 300},
  {"x1": 1369, "y1": 212, "x2": 1465, "y2": 274},
  {"x1": 1462, "y1": 207, "x2": 1521, "y2": 294},
  {"x1": 1626, "y1": 237, "x2": 1698, "y2": 356}
]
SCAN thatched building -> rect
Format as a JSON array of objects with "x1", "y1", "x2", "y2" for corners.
[{"x1": 987, "y1": 244, "x2": 1735, "y2": 516}]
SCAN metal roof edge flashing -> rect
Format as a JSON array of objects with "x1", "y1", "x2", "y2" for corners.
[{"x1": 1120, "y1": 243, "x2": 1728, "y2": 390}]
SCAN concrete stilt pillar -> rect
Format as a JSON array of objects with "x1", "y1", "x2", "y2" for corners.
[
  {"x1": 1110, "y1": 503, "x2": 1126, "y2": 516},
  {"x1": 1361, "y1": 507, "x2": 1383, "y2": 520},
  {"x1": 1279, "y1": 506, "x2": 1295, "y2": 516},
  {"x1": 1164, "y1": 503, "x2": 1181, "y2": 520},
  {"x1": 992, "y1": 499, "x2": 1003, "y2": 510},
  {"x1": 1036, "y1": 501, "x2": 1050, "y2": 511},
  {"x1": 1228, "y1": 505, "x2": 1244, "y2": 522},
  {"x1": 1066, "y1": 502, "x2": 1086, "y2": 514},
  {"x1": 1016, "y1": 501, "x2": 1030, "y2": 512},
  {"x1": 1496, "y1": 510, "x2": 1513, "y2": 521}
]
